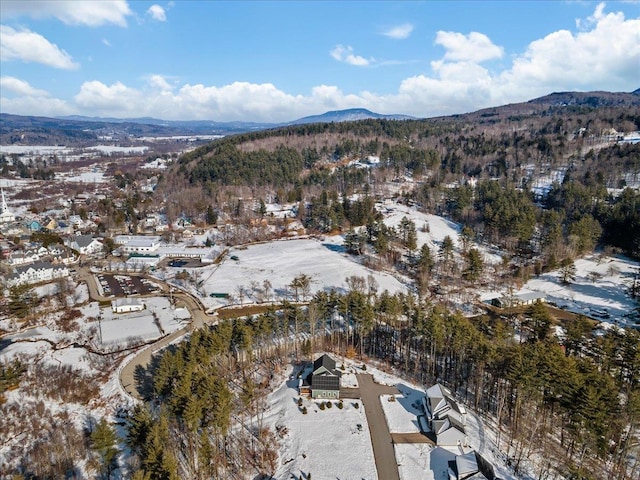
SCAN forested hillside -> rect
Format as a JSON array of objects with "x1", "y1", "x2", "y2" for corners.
[{"x1": 164, "y1": 92, "x2": 640, "y2": 261}]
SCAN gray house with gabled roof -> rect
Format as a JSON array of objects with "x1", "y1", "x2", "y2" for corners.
[
  {"x1": 310, "y1": 354, "x2": 341, "y2": 399},
  {"x1": 423, "y1": 383, "x2": 467, "y2": 446}
]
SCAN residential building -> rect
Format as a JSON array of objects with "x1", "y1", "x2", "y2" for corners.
[
  {"x1": 423, "y1": 383, "x2": 467, "y2": 446},
  {"x1": 309, "y1": 354, "x2": 341, "y2": 399},
  {"x1": 6, "y1": 261, "x2": 70, "y2": 287},
  {"x1": 66, "y1": 235, "x2": 103, "y2": 255},
  {"x1": 491, "y1": 291, "x2": 546, "y2": 308}
]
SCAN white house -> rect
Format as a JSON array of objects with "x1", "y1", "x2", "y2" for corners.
[
  {"x1": 423, "y1": 383, "x2": 467, "y2": 446},
  {"x1": 7, "y1": 251, "x2": 41, "y2": 266},
  {"x1": 7, "y1": 261, "x2": 70, "y2": 287},
  {"x1": 491, "y1": 290, "x2": 546, "y2": 308},
  {"x1": 111, "y1": 298, "x2": 145, "y2": 313},
  {"x1": 66, "y1": 235, "x2": 103, "y2": 255}
]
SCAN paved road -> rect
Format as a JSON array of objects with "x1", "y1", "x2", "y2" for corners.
[
  {"x1": 79, "y1": 267, "x2": 217, "y2": 400},
  {"x1": 356, "y1": 374, "x2": 401, "y2": 480}
]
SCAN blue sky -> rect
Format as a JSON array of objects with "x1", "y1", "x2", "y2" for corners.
[{"x1": 0, "y1": 1, "x2": 638, "y2": 122}]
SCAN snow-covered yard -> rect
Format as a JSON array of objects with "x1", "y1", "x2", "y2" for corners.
[
  {"x1": 525, "y1": 254, "x2": 639, "y2": 326},
  {"x1": 264, "y1": 358, "x2": 519, "y2": 480},
  {"x1": 380, "y1": 392, "x2": 423, "y2": 433},
  {"x1": 264, "y1": 373, "x2": 377, "y2": 480}
]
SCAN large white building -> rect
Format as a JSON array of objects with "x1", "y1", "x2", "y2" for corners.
[
  {"x1": 6, "y1": 261, "x2": 70, "y2": 287},
  {"x1": 114, "y1": 235, "x2": 161, "y2": 254}
]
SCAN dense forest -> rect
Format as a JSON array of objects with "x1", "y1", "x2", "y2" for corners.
[{"x1": 121, "y1": 289, "x2": 639, "y2": 479}]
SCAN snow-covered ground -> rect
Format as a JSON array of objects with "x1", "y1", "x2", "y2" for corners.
[
  {"x1": 58, "y1": 168, "x2": 108, "y2": 183},
  {"x1": 380, "y1": 202, "x2": 503, "y2": 265},
  {"x1": 264, "y1": 358, "x2": 519, "y2": 480},
  {"x1": 380, "y1": 393, "x2": 422, "y2": 433},
  {"x1": 525, "y1": 254, "x2": 639, "y2": 326},
  {"x1": 170, "y1": 237, "x2": 410, "y2": 310},
  {"x1": 86, "y1": 145, "x2": 148, "y2": 154},
  {"x1": 95, "y1": 297, "x2": 189, "y2": 345},
  {"x1": 265, "y1": 374, "x2": 377, "y2": 480}
]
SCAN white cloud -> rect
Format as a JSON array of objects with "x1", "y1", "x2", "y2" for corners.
[
  {"x1": 147, "y1": 5, "x2": 167, "y2": 22},
  {"x1": 435, "y1": 31, "x2": 504, "y2": 63},
  {"x1": 0, "y1": 0, "x2": 132, "y2": 27},
  {"x1": 330, "y1": 44, "x2": 372, "y2": 66},
  {"x1": 102, "y1": 38, "x2": 111, "y2": 47},
  {"x1": 0, "y1": 76, "x2": 50, "y2": 97},
  {"x1": 382, "y1": 23, "x2": 414, "y2": 40},
  {"x1": 147, "y1": 74, "x2": 173, "y2": 91},
  {"x1": 498, "y1": 6, "x2": 640, "y2": 99},
  {"x1": 74, "y1": 80, "x2": 140, "y2": 113},
  {"x1": 0, "y1": 78, "x2": 72, "y2": 116},
  {"x1": 1, "y1": 5, "x2": 637, "y2": 122},
  {"x1": 0, "y1": 25, "x2": 79, "y2": 69}
]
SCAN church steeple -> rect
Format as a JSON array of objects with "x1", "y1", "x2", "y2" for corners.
[
  {"x1": 0, "y1": 186, "x2": 15, "y2": 223},
  {"x1": 1, "y1": 187, "x2": 8, "y2": 213}
]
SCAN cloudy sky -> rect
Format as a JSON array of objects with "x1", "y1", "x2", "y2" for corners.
[{"x1": 0, "y1": 0, "x2": 638, "y2": 122}]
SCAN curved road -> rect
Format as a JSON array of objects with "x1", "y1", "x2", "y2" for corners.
[
  {"x1": 79, "y1": 268, "x2": 216, "y2": 400},
  {"x1": 83, "y1": 269, "x2": 436, "y2": 479}
]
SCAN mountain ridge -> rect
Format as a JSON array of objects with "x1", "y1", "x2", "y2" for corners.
[{"x1": 2, "y1": 89, "x2": 638, "y2": 145}]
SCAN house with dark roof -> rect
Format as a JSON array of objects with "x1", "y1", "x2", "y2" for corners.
[
  {"x1": 309, "y1": 354, "x2": 341, "y2": 399},
  {"x1": 423, "y1": 383, "x2": 467, "y2": 446}
]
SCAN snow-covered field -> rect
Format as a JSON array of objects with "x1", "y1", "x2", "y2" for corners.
[
  {"x1": 86, "y1": 145, "x2": 148, "y2": 154},
  {"x1": 178, "y1": 237, "x2": 410, "y2": 310},
  {"x1": 525, "y1": 254, "x2": 639, "y2": 326}
]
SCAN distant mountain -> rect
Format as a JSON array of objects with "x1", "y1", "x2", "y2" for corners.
[
  {"x1": 527, "y1": 90, "x2": 640, "y2": 108},
  {"x1": 433, "y1": 89, "x2": 640, "y2": 124},
  {"x1": 57, "y1": 115, "x2": 276, "y2": 133},
  {"x1": 289, "y1": 108, "x2": 415, "y2": 125},
  {"x1": 2, "y1": 91, "x2": 638, "y2": 146}
]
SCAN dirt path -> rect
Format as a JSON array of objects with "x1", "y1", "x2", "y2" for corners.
[
  {"x1": 391, "y1": 432, "x2": 434, "y2": 444},
  {"x1": 356, "y1": 373, "x2": 401, "y2": 480}
]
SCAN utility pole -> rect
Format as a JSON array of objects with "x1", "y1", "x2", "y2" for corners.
[{"x1": 98, "y1": 313, "x2": 103, "y2": 344}]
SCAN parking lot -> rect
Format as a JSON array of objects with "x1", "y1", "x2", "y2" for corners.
[{"x1": 95, "y1": 274, "x2": 162, "y2": 297}]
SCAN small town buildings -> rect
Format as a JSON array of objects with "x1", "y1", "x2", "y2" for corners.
[
  {"x1": 423, "y1": 383, "x2": 467, "y2": 446},
  {"x1": 309, "y1": 354, "x2": 342, "y2": 399},
  {"x1": 111, "y1": 298, "x2": 145, "y2": 313},
  {"x1": 6, "y1": 261, "x2": 70, "y2": 287}
]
